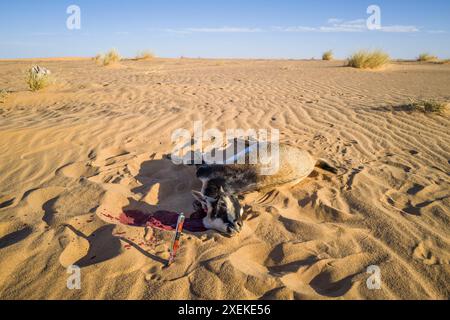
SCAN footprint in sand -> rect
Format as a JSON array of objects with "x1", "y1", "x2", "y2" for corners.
[
  {"x1": 267, "y1": 241, "x2": 323, "y2": 277},
  {"x1": 90, "y1": 147, "x2": 130, "y2": 166},
  {"x1": 345, "y1": 166, "x2": 364, "y2": 190},
  {"x1": 282, "y1": 252, "x2": 368, "y2": 298},
  {"x1": 16, "y1": 187, "x2": 65, "y2": 224},
  {"x1": 145, "y1": 274, "x2": 162, "y2": 281},
  {"x1": 413, "y1": 239, "x2": 449, "y2": 265},
  {"x1": 41, "y1": 184, "x2": 103, "y2": 227},
  {"x1": 0, "y1": 196, "x2": 15, "y2": 209},
  {"x1": 22, "y1": 187, "x2": 65, "y2": 209},
  {"x1": 385, "y1": 183, "x2": 448, "y2": 216},
  {"x1": 59, "y1": 231, "x2": 90, "y2": 268},
  {"x1": 227, "y1": 239, "x2": 368, "y2": 298},
  {"x1": 406, "y1": 183, "x2": 425, "y2": 196},
  {"x1": 56, "y1": 162, "x2": 99, "y2": 179},
  {"x1": 88, "y1": 150, "x2": 154, "y2": 188},
  {"x1": 308, "y1": 269, "x2": 357, "y2": 297},
  {"x1": 229, "y1": 243, "x2": 271, "y2": 279},
  {"x1": 145, "y1": 266, "x2": 164, "y2": 281},
  {"x1": 295, "y1": 188, "x2": 353, "y2": 223},
  {"x1": 0, "y1": 224, "x2": 33, "y2": 249},
  {"x1": 59, "y1": 224, "x2": 122, "y2": 268}
]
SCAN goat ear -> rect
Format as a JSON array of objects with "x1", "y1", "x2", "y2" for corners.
[{"x1": 191, "y1": 190, "x2": 207, "y2": 204}]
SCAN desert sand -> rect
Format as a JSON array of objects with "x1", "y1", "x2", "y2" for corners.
[{"x1": 0, "y1": 58, "x2": 449, "y2": 299}]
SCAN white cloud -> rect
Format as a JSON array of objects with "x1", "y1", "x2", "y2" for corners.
[
  {"x1": 327, "y1": 18, "x2": 343, "y2": 24},
  {"x1": 427, "y1": 30, "x2": 447, "y2": 34},
  {"x1": 380, "y1": 25, "x2": 419, "y2": 33},
  {"x1": 324, "y1": 19, "x2": 366, "y2": 32},
  {"x1": 275, "y1": 18, "x2": 419, "y2": 33},
  {"x1": 161, "y1": 19, "x2": 426, "y2": 35},
  {"x1": 346, "y1": 19, "x2": 367, "y2": 25},
  {"x1": 189, "y1": 27, "x2": 262, "y2": 33},
  {"x1": 162, "y1": 28, "x2": 192, "y2": 35},
  {"x1": 271, "y1": 26, "x2": 317, "y2": 32},
  {"x1": 164, "y1": 27, "x2": 262, "y2": 34}
]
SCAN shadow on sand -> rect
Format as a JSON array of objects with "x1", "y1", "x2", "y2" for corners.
[{"x1": 124, "y1": 156, "x2": 201, "y2": 215}]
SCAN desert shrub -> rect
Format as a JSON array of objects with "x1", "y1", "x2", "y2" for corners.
[
  {"x1": 103, "y1": 49, "x2": 121, "y2": 65},
  {"x1": 322, "y1": 50, "x2": 333, "y2": 61},
  {"x1": 407, "y1": 99, "x2": 447, "y2": 114},
  {"x1": 435, "y1": 59, "x2": 450, "y2": 65},
  {"x1": 95, "y1": 49, "x2": 121, "y2": 66},
  {"x1": 26, "y1": 66, "x2": 52, "y2": 91},
  {"x1": 93, "y1": 54, "x2": 102, "y2": 63},
  {"x1": 417, "y1": 53, "x2": 438, "y2": 62},
  {"x1": 347, "y1": 50, "x2": 390, "y2": 69},
  {"x1": 136, "y1": 50, "x2": 155, "y2": 60}
]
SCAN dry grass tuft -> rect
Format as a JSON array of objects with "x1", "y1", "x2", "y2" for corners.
[
  {"x1": 347, "y1": 50, "x2": 390, "y2": 69},
  {"x1": 417, "y1": 53, "x2": 438, "y2": 62},
  {"x1": 322, "y1": 50, "x2": 333, "y2": 61},
  {"x1": 93, "y1": 54, "x2": 102, "y2": 63},
  {"x1": 95, "y1": 49, "x2": 121, "y2": 66},
  {"x1": 406, "y1": 99, "x2": 448, "y2": 114},
  {"x1": 135, "y1": 50, "x2": 155, "y2": 60},
  {"x1": 0, "y1": 89, "x2": 9, "y2": 103},
  {"x1": 435, "y1": 59, "x2": 450, "y2": 65},
  {"x1": 26, "y1": 66, "x2": 53, "y2": 91}
]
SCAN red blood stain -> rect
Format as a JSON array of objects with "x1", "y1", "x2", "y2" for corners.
[
  {"x1": 118, "y1": 209, "x2": 207, "y2": 232},
  {"x1": 101, "y1": 213, "x2": 120, "y2": 221}
]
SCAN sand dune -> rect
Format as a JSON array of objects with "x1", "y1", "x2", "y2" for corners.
[{"x1": 0, "y1": 58, "x2": 449, "y2": 299}]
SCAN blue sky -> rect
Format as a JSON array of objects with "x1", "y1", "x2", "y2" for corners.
[{"x1": 1, "y1": 0, "x2": 449, "y2": 59}]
